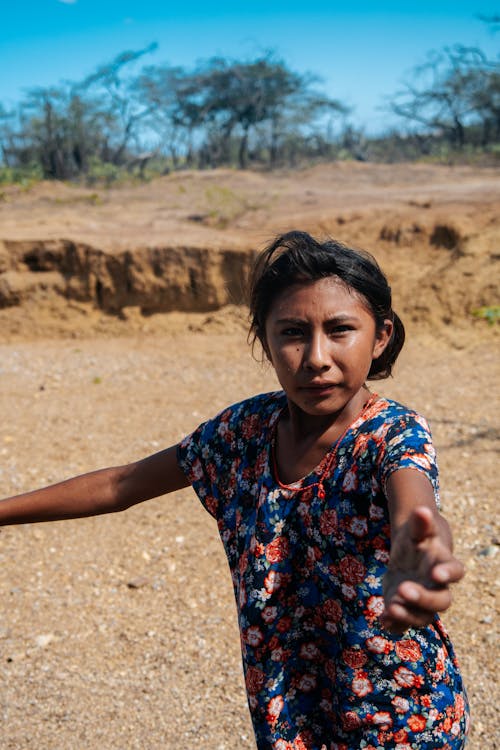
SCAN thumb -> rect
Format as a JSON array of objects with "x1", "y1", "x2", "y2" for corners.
[{"x1": 408, "y1": 505, "x2": 437, "y2": 544}]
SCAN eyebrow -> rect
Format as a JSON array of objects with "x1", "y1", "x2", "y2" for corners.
[{"x1": 273, "y1": 314, "x2": 361, "y2": 325}]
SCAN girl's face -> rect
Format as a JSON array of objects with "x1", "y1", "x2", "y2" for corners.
[{"x1": 263, "y1": 277, "x2": 393, "y2": 422}]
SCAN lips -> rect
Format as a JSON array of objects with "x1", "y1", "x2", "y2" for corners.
[{"x1": 301, "y1": 382, "x2": 337, "y2": 392}]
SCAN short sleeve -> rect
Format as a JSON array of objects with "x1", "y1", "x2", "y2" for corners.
[
  {"x1": 176, "y1": 416, "x2": 225, "y2": 519},
  {"x1": 378, "y1": 411, "x2": 440, "y2": 507},
  {"x1": 176, "y1": 393, "x2": 282, "y2": 521}
]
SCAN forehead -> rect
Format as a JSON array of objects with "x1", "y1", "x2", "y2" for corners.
[{"x1": 267, "y1": 276, "x2": 371, "y2": 319}]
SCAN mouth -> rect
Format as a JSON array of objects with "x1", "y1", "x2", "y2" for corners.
[{"x1": 300, "y1": 382, "x2": 337, "y2": 394}]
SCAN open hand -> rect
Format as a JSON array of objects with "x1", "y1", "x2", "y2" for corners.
[{"x1": 381, "y1": 506, "x2": 465, "y2": 634}]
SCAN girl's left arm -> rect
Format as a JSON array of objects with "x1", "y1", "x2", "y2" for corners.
[{"x1": 381, "y1": 468, "x2": 465, "y2": 634}]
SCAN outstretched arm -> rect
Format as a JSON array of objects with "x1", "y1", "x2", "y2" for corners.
[
  {"x1": 0, "y1": 445, "x2": 189, "y2": 526},
  {"x1": 381, "y1": 468, "x2": 464, "y2": 634}
]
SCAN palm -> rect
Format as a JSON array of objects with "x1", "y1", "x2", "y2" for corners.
[{"x1": 381, "y1": 506, "x2": 463, "y2": 633}]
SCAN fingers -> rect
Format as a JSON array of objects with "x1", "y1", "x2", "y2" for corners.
[
  {"x1": 407, "y1": 505, "x2": 436, "y2": 544},
  {"x1": 431, "y1": 558, "x2": 465, "y2": 586},
  {"x1": 382, "y1": 578, "x2": 454, "y2": 633},
  {"x1": 380, "y1": 603, "x2": 436, "y2": 634},
  {"x1": 397, "y1": 580, "x2": 453, "y2": 612}
]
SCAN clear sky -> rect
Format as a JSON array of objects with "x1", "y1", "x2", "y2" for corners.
[{"x1": 2, "y1": 1, "x2": 499, "y2": 134}]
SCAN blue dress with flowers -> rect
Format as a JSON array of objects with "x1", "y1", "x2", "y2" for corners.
[{"x1": 177, "y1": 392, "x2": 469, "y2": 750}]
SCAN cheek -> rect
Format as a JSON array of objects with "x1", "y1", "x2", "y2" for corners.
[{"x1": 269, "y1": 345, "x2": 301, "y2": 373}]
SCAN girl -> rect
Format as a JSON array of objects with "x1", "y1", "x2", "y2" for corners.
[{"x1": 0, "y1": 231, "x2": 468, "y2": 749}]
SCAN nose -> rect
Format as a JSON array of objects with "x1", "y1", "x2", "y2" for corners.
[{"x1": 303, "y1": 332, "x2": 331, "y2": 372}]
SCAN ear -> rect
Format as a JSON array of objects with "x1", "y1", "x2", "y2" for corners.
[{"x1": 372, "y1": 319, "x2": 394, "y2": 360}]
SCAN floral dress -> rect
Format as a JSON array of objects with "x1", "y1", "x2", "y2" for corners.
[{"x1": 177, "y1": 392, "x2": 469, "y2": 750}]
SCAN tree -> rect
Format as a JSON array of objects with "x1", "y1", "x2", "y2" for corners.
[
  {"x1": 389, "y1": 40, "x2": 500, "y2": 151},
  {"x1": 80, "y1": 44, "x2": 158, "y2": 166}
]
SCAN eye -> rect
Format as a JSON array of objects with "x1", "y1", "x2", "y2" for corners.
[
  {"x1": 329, "y1": 324, "x2": 354, "y2": 335},
  {"x1": 280, "y1": 326, "x2": 304, "y2": 337}
]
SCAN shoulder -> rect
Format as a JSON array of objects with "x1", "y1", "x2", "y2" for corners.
[
  {"x1": 180, "y1": 390, "x2": 285, "y2": 447},
  {"x1": 214, "y1": 391, "x2": 285, "y2": 429},
  {"x1": 364, "y1": 396, "x2": 432, "y2": 434}
]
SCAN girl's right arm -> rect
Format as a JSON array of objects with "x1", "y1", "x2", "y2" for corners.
[{"x1": 0, "y1": 445, "x2": 190, "y2": 526}]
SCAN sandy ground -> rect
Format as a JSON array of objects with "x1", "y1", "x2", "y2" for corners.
[{"x1": 0, "y1": 163, "x2": 499, "y2": 749}]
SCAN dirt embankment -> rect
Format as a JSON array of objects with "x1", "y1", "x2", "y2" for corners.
[
  {"x1": 0, "y1": 162, "x2": 498, "y2": 340},
  {"x1": 0, "y1": 239, "x2": 254, "y2": 314}
]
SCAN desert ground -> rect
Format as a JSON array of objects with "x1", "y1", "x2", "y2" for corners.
[{"x1": 0, "y1": 163, "x2": 498, "y2": 749}]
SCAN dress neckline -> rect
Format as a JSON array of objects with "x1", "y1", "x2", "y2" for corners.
[{"x1": 270, "y1": 392, "x2": 379, "y2": 497}]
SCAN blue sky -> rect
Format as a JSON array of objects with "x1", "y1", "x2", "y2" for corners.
[{"x1": 2, "y1": 1, "x2": 499, "y2": 133}]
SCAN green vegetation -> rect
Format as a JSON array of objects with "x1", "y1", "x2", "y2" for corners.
[
  {"x1": 0, "y1": 17, "x2": 498, "y2": 183},
  {"x1": 471, "y1": 306, "x2": 500, "y2": 325}
]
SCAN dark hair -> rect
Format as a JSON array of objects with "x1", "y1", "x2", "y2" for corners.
[{"x1": 248, "y1": 230, "x2": 405, "y2": 379}]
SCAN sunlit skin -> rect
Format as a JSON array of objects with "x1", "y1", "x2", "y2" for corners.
[
  {"x1": 263, "y1": 276, "x2": 393, "y2": 483},
  {"x1": 262, "y1": 276, "x2": 464, "y2": 631}
]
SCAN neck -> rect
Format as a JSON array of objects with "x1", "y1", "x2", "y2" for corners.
[{"x1": 284, "y1": 387, "x2": 372, "y2": 444}]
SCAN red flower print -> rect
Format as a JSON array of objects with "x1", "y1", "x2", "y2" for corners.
[
  {"x1": 262, "y1": 605, "x2": 278, "y2": 623},
  {"x1": 366, "y1": 635, "x2": 393, "y2": 654},
  {"x1": 204, "y1": 495, "x2": 218, "y2": 516},
  {"x1": 241, "y1": 413, "x2": 261, "y2": 438},
  {"x1": 191, "y1": 457, "x2": 204, "y2": 481},
  {"x1": 393, "y1": 727, "x2": 409, "y2": 742},
  {"x1": 341, "y1": 711, "x2": 363, "y2": 731},
  {"x1": 391, "y1": 696, "x2": 410, "y2": 714},
  {"x1": 351, "y1": 670, "x2": 373, "y2": 697},
  {"x1": 454, "y1": 693, "x2": 466, "y2": 717},
  {"x1": 401, "y1": 451, "x2": 432, "y2": 471},
  {"x1": 245, "y1": 666, "x2": 266, "y2": 695},
  {"x1": 300, "y1": 642, "x2": 321, "y2": 661},
  {"x1": 348, "y1": 515, "x2": 368, "y2": 537},
  {"x1": 267, "y1": 695, "x2": 284, "y2": 724},
  {"x1": 323, "y1": 598, "x2": 342, "y2": 623},
  {"x1": 325, "y1": 659, "x2": 337, "y2": 682},
  {"x1": 319, "y1": 508, "x2": 338, "y2": 535},
  {"x1": 364, "y1": 595, "x2": 384, "y2": 622},
  {"x1": 342, "y1": 468, "x2": 358, "y2": 491},
  {"x1": 407, "y1": 714, "x2": 427, "y2": 732},
  {"x1": 264, "y1": 570, "x2": 283, "y2": 593},
  {"x1": 377, "y1": 730, "x2": 394, "y2": 744},
  {"x1": 294, "y1": 731, "x2": 315, "y2": 749},
  {"x1": 341, "y1": 583, "x2": 356, "y2": 600},
  {"x1": 178, "y1": 394, "x2": 468, "y2": 748},
  {"x1": 276, "y1": 615, "x2": 292, "y2": 633},
  {"x1": 371, "y1": 711, "x2": 392, "y2": 727},
  {"x1": 395, "y1": 639, "x2": 422, "y2": 662},
  {"x1": 369, "y1": 503, "x2": 384, "y2": 520},
  {"x1": 272, "y1": 740, "x2": 293, "y2": 750},
  {"x1": 254, "y1": 448, "x2": 268, "y2": 474},
  {"x1": 207, "y1": 463, "x2": 218, "y2": 482},
  {"x1": 342, "y1": 647, "x2": 367, "y2": 669},
  {"x1": 394, "y1": 665, "x2": 423, "y2": 689},
  {"x1": 339, "y1": 555, "x2": 366, "y2": 584},
  {"x1": 245, "y1": 625, "x2": 264, "y2": 647},
  {"x1": 374, "y1": 548, "x2": 390, "y2": 564},
  {"x1": 297, "y1": 673, "x2": 317, "y2": 692},
  {"x1": 266, "y1": 536, "x2": 290, "y2": 563},
  {"x1": 442, "y1": 716, "x2": 453, "y2": 732},
  {"x1": 238, "y1": 551, "x2": 249, "y2": 574},
  {"x1": 271, "y1": 645, "x2": 290, "y2": 662}
]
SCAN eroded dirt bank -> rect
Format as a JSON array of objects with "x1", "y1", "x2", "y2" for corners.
[{"x1": 0, "y1": 162, "x2": 499, "y2": 338}]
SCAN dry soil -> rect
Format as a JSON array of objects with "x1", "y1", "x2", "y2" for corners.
[{"x1": 0, "y1": 163, "x2": 498, "y2": 749}]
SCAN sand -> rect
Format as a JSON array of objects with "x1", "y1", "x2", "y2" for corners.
[{"x1": 0, "y1": 162, "x2": 498, "y2": 749}]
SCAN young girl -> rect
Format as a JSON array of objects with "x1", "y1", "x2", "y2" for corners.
[{"x1": 0, "y1": 231, "x2": 469, "y2": 749}]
